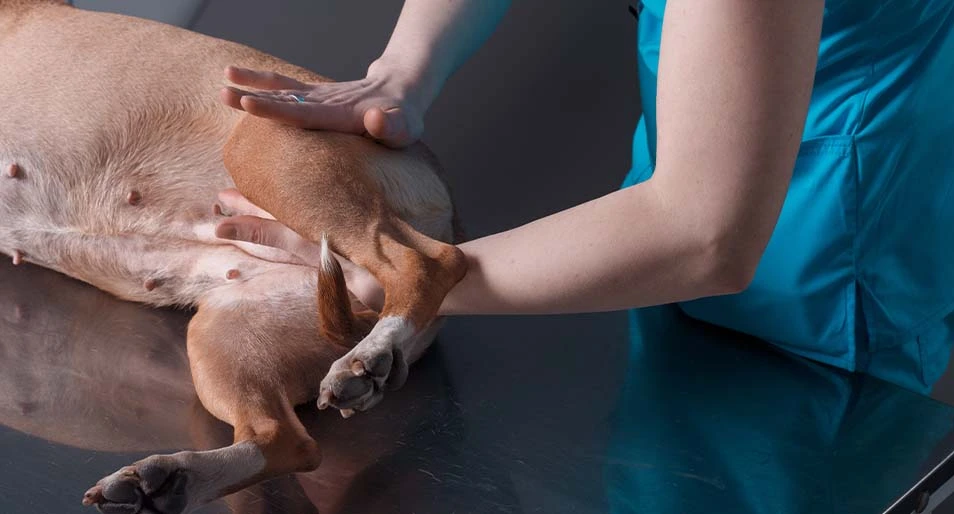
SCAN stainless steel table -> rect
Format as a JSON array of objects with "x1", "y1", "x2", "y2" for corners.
[{"x1": 1, "y1": 260, "x2": 952, "y2": 514}]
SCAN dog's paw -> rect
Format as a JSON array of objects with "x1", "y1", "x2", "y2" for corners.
[
  {"x1": 318, "y1": 343, "x2": 408, "y2": 416},
  {"x1": 318, "y1": 316, "x2": 415, "y2": 416},
  {"x1": 82, "y1": 455, "x2": 191, "y2": 514}
]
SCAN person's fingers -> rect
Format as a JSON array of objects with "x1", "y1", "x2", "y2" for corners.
[
  {"x1": 363, "y1": 107, "x2": 420, "y2": 148},
  {"x1": 217, "y1": 189, "x2": 276, "y2": 219},
  {"x1": 220, "y1": 86, "x2": 247, "y2": 111},
  {"x1": 239, "y1": 96, "x2": 361, "y2": 132},
  {"x1": 225, "y1": 66, "x2": 308, "y2": 91},
  {"x1": 215, "y1": 215, "x2": 322, "y2": 263},
  {"x1": 222, "y1": 86, "x2": 307, "y2": 110},
  {"x1": 343, "y1": 262, "x2": 386, "y2": 312}
]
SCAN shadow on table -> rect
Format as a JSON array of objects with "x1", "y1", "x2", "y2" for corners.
[{"x1": 606, "y1": 306, "x2": 954, "y2": 514}]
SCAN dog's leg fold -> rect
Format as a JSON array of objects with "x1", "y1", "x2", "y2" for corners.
[{"x1": 83, "y1": 398, "x2": 321, "y2": 514}]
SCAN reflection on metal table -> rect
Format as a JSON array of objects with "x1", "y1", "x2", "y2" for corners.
[{"x1": 1, "y1": 260, "x2": 952, "y2": 514}]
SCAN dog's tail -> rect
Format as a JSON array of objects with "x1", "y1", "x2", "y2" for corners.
[{"x1": 317, "y1": 235, "x2": 372, "y2": 347}]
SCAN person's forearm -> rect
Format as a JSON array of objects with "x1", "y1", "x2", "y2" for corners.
[
  {"x1": 368, "y1": 0, "x2": 511, "y2": 115},
  {"x1": 438, "y1": 179, "x2": 752, "y2": 316},
  {"x1": 439, "y1": 0, "x2": 824, "y2": 317}
]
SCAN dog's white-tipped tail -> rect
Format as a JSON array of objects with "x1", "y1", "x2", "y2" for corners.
[
  {"x1": 317, "y1": 234, "x2": 358, "y2": 347},
  {"x1": 320, "y1": 233, "x2": 336, "y2": 269}
]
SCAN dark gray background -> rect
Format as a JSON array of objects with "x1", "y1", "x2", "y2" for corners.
[{"x1": 71, "y1": 0, "x2": 954, "y2": 403}]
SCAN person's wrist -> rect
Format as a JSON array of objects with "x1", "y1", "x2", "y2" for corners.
[{"x1": 367, "y1": 55, "x2": 440, "y2": 118}]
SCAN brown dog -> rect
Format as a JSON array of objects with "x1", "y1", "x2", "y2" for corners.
[
  {"x1": 0, "y1": 0, "x2": 466, "y2": 512},
  {"x1": 0, "y1": 259, "x2": 463, "y2": 514}
]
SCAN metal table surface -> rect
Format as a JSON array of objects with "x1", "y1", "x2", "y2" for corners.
[{"x1": 1, "y1": 259, "x2": 953, "y2": 514}]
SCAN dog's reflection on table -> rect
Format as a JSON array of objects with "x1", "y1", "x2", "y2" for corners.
[{"x1": 0, "y1": 260, "x2": 467, "y2": 514}]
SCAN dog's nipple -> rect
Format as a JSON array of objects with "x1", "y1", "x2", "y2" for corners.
[
  {"x1": 144, "y1": 278, "x2": 159, "y2": 291},
  {"x1": 11, "y1": 250, "x2": 23, "y2": 266},
  {"x1": 5, "y1": 163, "x2": 20, "y2": 178},
  {"x1": 127, "y1": 190, "x2": 142, "y2": 206}
]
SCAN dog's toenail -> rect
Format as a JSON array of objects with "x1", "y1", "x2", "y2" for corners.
[
  {"x1": 144, "y1": 278, "x2": 159, "y2": 291},
  {"x1": 82, "y1": 485, "x2": 104, "y2": 506},
  {"x1": 341, "y1": 408, "x2": 356, "y2": 419},
  {"x1": 5, "y1": 163, "x2": 19, "y2": 178},
  {"x1": 11, "y1": 250, "x2": 23, "y2": 266},
  {"x1": 127, "y1": 190, "x2": 142, "y2": 206},
  {"x1": 213, "y1": 203, "x2": 223, "y2": 216},
  {"x1": 318, "y1": 390, "x2": 333, "y2": 410},
  {"x1": 350, "y1": 361, "x2": 366, "y2": 376}
]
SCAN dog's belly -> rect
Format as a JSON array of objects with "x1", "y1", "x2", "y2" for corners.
[
  {"x1": 0, "y1": 4, "x2": 268, "y2": 306},
  {"x1": 0, "y1": 4, "x2": 455, "y2": 309},
  {"x1": 0, "y1": 121, "x2": 267, "y2": 306}
]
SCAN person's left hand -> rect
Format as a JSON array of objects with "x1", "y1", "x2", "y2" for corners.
[
  {"x1": 220, "y1": 65, "x2": 424, "y2": 148},
  {"x1": 214, "y1": 189, "x2": 385, "y2": 311}
]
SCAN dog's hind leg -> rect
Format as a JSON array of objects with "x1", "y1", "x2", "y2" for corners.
[
  {"x1": 83, "y1": 278, "x2": 331, "y2": 514},
  {"x1": 83, "y1": 399, "x2": 319, "y2": 514},
  {"x1": 312, "y1": 227, "x2": 459, "y2": 415},
  {"x1": 223, "y1": 118, "x2": 466, "y2": 415}
]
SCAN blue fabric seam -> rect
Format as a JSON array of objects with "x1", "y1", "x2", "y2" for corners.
[
  {"x1": 763, "y1": 340, "x2": 858, "y2": 370},
  {"x1": 849, "y1": 136, "x2": 863, "y2": 372}
]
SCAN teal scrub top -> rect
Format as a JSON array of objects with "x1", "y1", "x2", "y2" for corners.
[{"x1": 623, "y1": 0, "x2": 954, "y2": 393}]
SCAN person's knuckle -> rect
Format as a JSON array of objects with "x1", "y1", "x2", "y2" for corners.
[{"x1": 247, "y1": 224, "x2": 266, "y2": 245}]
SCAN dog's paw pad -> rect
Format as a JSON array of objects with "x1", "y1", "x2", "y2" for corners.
[
  {"x1": 83, "y1": 457, "x2": 190, "y2": 514},
  {"x1": 319, "y1": 346, "x2": 406, "y2": 414}
]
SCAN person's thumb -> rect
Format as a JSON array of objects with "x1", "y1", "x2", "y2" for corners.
[{"x1": 363, "y1": 107, "x2": 422, "y2": 148}]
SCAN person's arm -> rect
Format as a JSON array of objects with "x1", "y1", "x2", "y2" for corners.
[
  {"x1": 438, "y1": 0, "x2": 825, "y2": 314},
  {"x1": 218, "y1": 0, "x2": 825, "y2": 315},
  {"x1": 221, "y1": 0, "x2": 511, "y2": 147}
]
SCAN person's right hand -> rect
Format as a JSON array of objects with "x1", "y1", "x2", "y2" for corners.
[
  {"x1": 214, "y1": 189, "x2": 386, "y2": 312},
  {"x1": 220, "y1": 65, "x2": 424, "y2": 148}
]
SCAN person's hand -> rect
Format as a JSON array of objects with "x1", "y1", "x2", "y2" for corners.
[
  {"x1": 214, "y1": 189, "x2": 386, "y2": 311},
  {"x1": 220, "y1": 64, "x2": 424, "y2": 148}
]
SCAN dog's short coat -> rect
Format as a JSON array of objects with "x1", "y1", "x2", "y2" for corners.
[{"x1": 0, "y1": 1, "x2": 467, "y2": 512}]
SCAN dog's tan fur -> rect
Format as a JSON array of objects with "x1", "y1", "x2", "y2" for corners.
[
  {"x1": 0, "y1": 1, "x2": 465, "y2": 512},
  {"x1": 0, "y1": 259, "x2": 458, "y2": 514}
]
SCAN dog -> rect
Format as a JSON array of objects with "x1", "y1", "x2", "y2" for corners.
[
  {"x1": 0, "y1": 259, "x2": 468, "y2": 514},
  {"x1": 0, "y1": 0, "x2": 467, "y2": 512}
]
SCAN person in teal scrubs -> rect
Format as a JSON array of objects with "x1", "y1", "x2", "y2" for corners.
[{"x1": 217, "y1": 0, "x2": 954, "y2": 393}]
